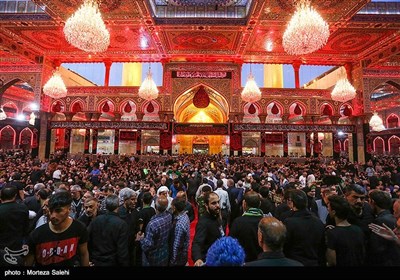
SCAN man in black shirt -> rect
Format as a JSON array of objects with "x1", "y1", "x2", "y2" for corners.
[
  {"x1": 0, "y1": 185, "x2": 29, "y2": 255},
  {"x1": 25, "y1": 191, "x2": 89, "y2": 266},
  {"x1": 192, "y1": 192, "x2": 224, "y2": 266}
]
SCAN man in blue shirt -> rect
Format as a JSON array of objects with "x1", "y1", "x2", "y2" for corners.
[{"x1": 136, "y1": 196, "x2": 173, "y2": 266}]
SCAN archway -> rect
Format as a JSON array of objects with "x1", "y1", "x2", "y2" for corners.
[
  {"x1": 373, "y1": 137, "x2": 385, "y2": 155},
  {"x1": 387, "y1": 114, "x2": 399, "y2": 128},
  {"x1": 2, "y1": 80, "x2": 35, "y2": 121},
  {"x1": 243, "y1": 139, "x2": 259, "y2": 155},
  {"x1": 343, "y1": 139, "x2": 349, "y2": 154},
  {"x1": 388, "y1": 136, "x2": 400, "y2": 155},
  {"x1": 19, "y1": 127, "x2": 33, "y2": 152},
  {"x1": 144, "y1": 137, "x2": 159, "y2": 154},
  {"x1": 0, "y1": 125, "x2": 16, "y2": 150},
  {"x1": 173, "y1": 84, "x2": 229, "y2": 154}
]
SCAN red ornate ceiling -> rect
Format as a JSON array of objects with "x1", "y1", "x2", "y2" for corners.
[{"x1": 0, "y1": 0, "x2": 399, "y2": 69}]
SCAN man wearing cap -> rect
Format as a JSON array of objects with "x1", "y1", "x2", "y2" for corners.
[
  {"x1": 25, "y1": 191, "x2": 89, "y2": 266},
  {"x1": 151, "y1": 186, "x2": 172, "y2": 211},
  {"x1": 52, "y1": 166, "x2": 62, "y2": 182}
]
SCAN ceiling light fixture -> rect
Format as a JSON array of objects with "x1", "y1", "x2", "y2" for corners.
[
  {"x1": 29, "y1": 112, "x2": 36, "y2": 126},
  {"x1": 138, "y1": 64, "x2": 159, "y2": 101},
  {"x1": 283, "y1": 0, "x2": 329, "y2": 55},
  {"x1": 43, "y1": 69, "x2": 67, "y2": 99},
  {"x1": 64, "y1": 0, "x2": 110, "y2": 53},
  {"x1": 0, "y1": 107, "x2": 7, "y2": 121},
  {"x1": 241, "y1": 65, "x2": 261, "y2": 103},
  {"x1": 331, "y1": 78, "x2": 356, "y2": 103},
  {"x1": 369, "y1": 112, "x2": 385, "y2": 132}
]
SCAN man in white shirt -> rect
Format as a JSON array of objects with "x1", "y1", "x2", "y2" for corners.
[
  {"x1": 298, "y1": 171, "x2": 308, "y2": 190},
  {"x1": 214, "y1": 179, "x2": 231, "y2": 233},
  {"x1": 52, "y1": 166, "x2": 62, "y2": 182}
]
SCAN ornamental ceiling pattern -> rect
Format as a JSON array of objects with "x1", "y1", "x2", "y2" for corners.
[{"x1": 0, "y1": 0, "x2": 398, "y2": 68}]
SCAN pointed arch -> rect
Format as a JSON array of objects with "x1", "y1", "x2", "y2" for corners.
[
  {"x1": 343, "y1": 139, "x2": 349, "y2": 153},
  {"x1": 145, "y1": 138, "x2": 159, "y2": 146},
  {"x1": 98, "y1": 99, "x2": 115, "y2": 113},
  {"x1": 143, "y1": 100, "x2": 160, "y2": 121},
  {"x1": 266, "y1": 101, "x2": 284, "y2": 116},
  {"x1": 386, "y1": 113, "x2": 399, "y2": 128},
  {"x1": 70, "y1": 99, "x2": 86, "y2": 112},
  {"x1": 339, "y1": 103, "x2": 353, "y2": 116},
  {"x1": 0, "y1": 78, "x2": 21, "y2": 93},
  {"x1": 334, "y1": 138, "x2": 342, "y2": 152},
  {"x1": 142, "y1": 100, "x2": 160, "y2": 114},
  {"x1": 0, "y1": 125, "x2": 16, "y2": 149},
  {"x1": 371, "y1": 80, "x2": 400, "y2": 100},
  {"x1": 320, "y1": 102, "x2": 334, "y2": 116},
  {"x1": 243, "y1": 102, "x2": 261, "y2": 123},
  {"x1": 388, "y1": 135, "x2": 400, "y2": 155},
  {"x1": 243, "y1": 139, "x2": 258, "y2": 148},
  {"x1": 119, "y1": 99, "x2": 137, "y2": 114},
  {"x1": 19, "y1": 127, "x2": 33, "y2": 147},
  {"x1": 288, "y1": 101, "x2": 307, "y2": 116},
  {"x1": 174, "y1": 84, "x2": 229, "y2": 123},
  {"x1": 2, "y1": 101, "x2": 18, "y2": 118},
  {"x1": 176, "y1": 81, "x2": 229, "y2": 112},
  {"x1": 51, "y1": 100, "x2": 66, "y2": 113},
  {"x1": 243, "y1": 102, "x2": 261, "y2": 115},
  {"x1": 373, "y1": 136, "x2": 385, "y2": 154}
]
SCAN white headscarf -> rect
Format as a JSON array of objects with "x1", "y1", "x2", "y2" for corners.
[{"x1": 157, "y1": 186, "x2": 169, "y2": 196}]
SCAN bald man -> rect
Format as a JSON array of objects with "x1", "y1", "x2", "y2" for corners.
[{"x1": 245, "y1": 217, "x2": 303, "y2": 266}]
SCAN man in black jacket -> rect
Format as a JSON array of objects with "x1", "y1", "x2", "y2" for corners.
[
  {"x1": 88, "y1": 195, "x2": 129, "y2": 266},
  {"x1": 245, "y1": 217, "x2": 302, "y2": 267},
  {"x1": 0, "y1": 185, "x2": 29, "y2": 255},
  {"x1": 283, "y1": 189, "x2": 325, "y2": 266},
  {"x1": 192, "y1": 192, "x2": 224, "y2": 266},
  {"x1": 230, "y1": 190, "x2": 263, "y2": 262}
]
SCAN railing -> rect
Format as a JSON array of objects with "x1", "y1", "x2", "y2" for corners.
[{"x1": 0, "y1": 0, "x2": 45, "y2": 13}]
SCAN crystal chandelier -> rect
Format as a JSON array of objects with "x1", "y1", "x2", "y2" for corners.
[
  {"x1": 138, "y1": 66, "x2": 159, "y2": 101},
  {"x1": 241, "y1": 71, "x2": 261, "y2": 103},
  {"x1": 0, "y1": 107, "x2": 7, "y2": 120},
  {"x1": 29, "y1": 112, "x2": 36, "y2": 126},
  {"x1": 282, "y1": 0, "x2": 329, "y2": 55},
  {"x1": 43, "y1": 69, "x2": 67, "y2": 99},
  {"x1": 369, "y1": 112, "x2": 385, "y2": 132},
  {"x1": 331, "y1": 78, "x2": 356, "y2": 103},
  {"x1": 64, "y1": 0, "x2": 110, "y2": 53}
]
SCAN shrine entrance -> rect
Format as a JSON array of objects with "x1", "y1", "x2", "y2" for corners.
[
  {"x1": 193, "y1": 144, "x2": 209, "y2": 154},
  {"x1": 174, "y1": 84, "x2": 229, "y2": 154}
]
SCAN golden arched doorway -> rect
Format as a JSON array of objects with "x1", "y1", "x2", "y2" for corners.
[{"x1": 173, "y1": 84, "x2": 229, "y2": 154}]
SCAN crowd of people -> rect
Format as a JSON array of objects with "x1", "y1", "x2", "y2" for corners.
[{"x1": 0, "y1": 149, "x2": 399, "y2": 267}]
